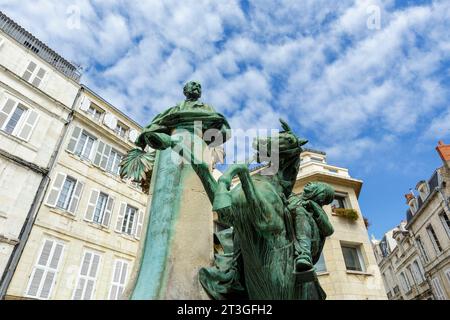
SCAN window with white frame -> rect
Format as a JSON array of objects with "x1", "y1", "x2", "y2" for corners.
[
  {"x1": 22, "y1": 61, "x2": 47, "y2": 88},
  {"x1": 72, "y1": 250, "x2": 101, "y2": 300},
  {"x1": 314, "y1": 252, "x2": 327, "y2": 273},
  {"x1": 400, "y1": 272, "x2": 411, "y2": 293},
  {"x1": 115, "y1": 203, "x2": 143, "y2": 239},
  {"x1": 416, "y1": 237, "x2": 429, "y2": 263},
  {"x1": 25, "y1": 239, "x2": 65, "y2": 299},
  {"x1": 106, "y1": 149, "x2": 123, "y2": 175},
  {"x1": 85, "y1": 189, "x2": 114, "y2": 227},
  {"x1": 86, "y1": 104, "x2": 103, "y2": 121},
  {"x1": 426, "y1": 224, "x2": 443, "y2": 254},
  {"x1": 412, "y1": 260, "x2": 425, "y2": 284},
  {"x1": 74, "y1": 131, "x2": 96, "y2": 160},
  {"x1": 341, "y1": 243, "x2": 365, "y2": 272},
  {"x1": 417, "y1": 182, "x2": 430, "y2": 201},
  {"x1": 46, "y1": 173, "x2": 84, "y2": 214},
  {"x1": 0, "y1": 96, "x2": 39, "y2": 141},
  {"x1": 331, "y1": 194, "x2": 348, "y2": 210},
  {"x1": 114, "y1": 122, "x2": 128, "y2": 138},
  {"x1": 439, "y1": 211, "x2": 450, "y2": 238},
  {"x1": 445, "y1": 269, "x2": 450, "y2": 286},
  {"x1": 108, "y1": 259, "x2": 129, "y2": 300},
  {"x1": 431, "y1": 277, "x2": 447, "y2": 300}
]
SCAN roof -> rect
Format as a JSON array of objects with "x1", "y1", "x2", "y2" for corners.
[
  {"x1": 303, "y1": 147, "x2": 326, "y2": 155},
  {"x1": 0, "y1": 10, "x2": 81, "y2": 82}
]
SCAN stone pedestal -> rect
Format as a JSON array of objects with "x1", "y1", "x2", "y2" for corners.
[{"x1": 126, "y1": 131, "x2": 214, "y2": 300}]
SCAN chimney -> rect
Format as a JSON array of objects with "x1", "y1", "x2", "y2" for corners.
[
  {"x1": 404, "y1": 193, "x2": 415, "y2": 204},
  {"x1": 436, "y1": 140, "x2": 450, "y2": 168}
]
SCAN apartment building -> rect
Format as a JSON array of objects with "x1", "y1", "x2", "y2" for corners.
[
  {"x1": 293, "y1": 149, "x2": 387, "y2": 299},
  {"x1": 4, "y1": 86, "x2": 148, "y2": 300},
  {"x1": 0, "y1": 11, "x2": 80, "y2": 292}
]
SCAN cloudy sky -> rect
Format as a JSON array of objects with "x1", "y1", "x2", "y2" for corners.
[{"x1": 1, "y1": 0, "x2": 449, "y2": 238}]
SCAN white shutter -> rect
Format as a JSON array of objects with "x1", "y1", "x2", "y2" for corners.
[
  {"x1": 115, "y1": 203, "x2": 127, "y2": 232},
  {"x1": 17, "y1": 109, "x2": 39, "y2": 141},
  {"x1": 0, "y1": 97, "x2": 16, "y2": 129},
  {"x1": 22, "y1": 61, "x2": 37, "y2": 82},
  {"x1": 0, "y1": 37, "x2": 5, "y2": 48},
  {"x1": 79, "y1": 96, "x2": 91, "y2": 111},
  {"x1": 100, "y1": 144, "x2": 112, "y2": 170},
  {"x1": 46, "y1": 173, "x2": 66, "y2": 207},
  {"x1": 85, "y1": 190, "x2": 99, "y2": 221},
  {"x1": 103, "y1": 113, "x2": 117, "y2": 130},
  {"x1": 67, "y1": 126, "x2": 82, "y2": 153},
  {"x1": 31, "y1": 67, "x2": 46, "y2": 87},
  {"x1": 128, "y1": 129, "x2": 138, "y2": 143},
  {"x1": 93, "y1": 140, "x2": 105, "y2": 166},
  {"x1": 431, "y1": 277, "x2": 446, "y2": 300},
  {"x1": 68, "y1": 181, "x2": 84, "y2": 214},
  {"x1": 26, "y1": 239, "x2": 65, "y2": 299},
  {"x1": 102, "y1": 196, "x2": 115, "y2": 227},
  {"x1": 73, "y1": 251, "x2": 101, "y2": 300},
  {"x1": 108, "y1": 259, "x2": 129, "y2": 300},
  {"x1": 134, "y1": 210, "x2": 144, "y2": 240}
]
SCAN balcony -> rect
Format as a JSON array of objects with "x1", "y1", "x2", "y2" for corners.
[{"x1": 0, "y1": 11, "x2": 81, "y2": 82}]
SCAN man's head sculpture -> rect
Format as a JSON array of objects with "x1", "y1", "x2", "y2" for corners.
[
  {"x1": 183, "y1": 81, "x2": 202, "y2": 101},
  {"x1": 254, "y1": 119, "x2": 308, "y2": 163}
]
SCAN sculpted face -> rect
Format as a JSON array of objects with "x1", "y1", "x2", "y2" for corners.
[{"x1": 183, "y1": 81, "x2": 202, "y2": 100}]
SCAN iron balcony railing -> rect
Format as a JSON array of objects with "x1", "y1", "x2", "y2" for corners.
[{"x1": 0, "y1": 10, "x2": 81, "y2": 82}]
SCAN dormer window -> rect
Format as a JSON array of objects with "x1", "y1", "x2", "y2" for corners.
[
  {"x1": 417, "y1": 181, "x2": 430, "y2": 201},
  {"x1": 114, "y1": 122, "x2": 128, "y2": 138},
  {"x1": 410, "y1": 198, "x2": 418, "y2": 213},
  {"x1": 86, "y1": 104, "x2": 103, "y2": 121}
]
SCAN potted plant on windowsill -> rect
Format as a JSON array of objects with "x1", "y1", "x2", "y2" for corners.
[{"x1": 332, "y1": 207, "x2": 359, "y2": 221}]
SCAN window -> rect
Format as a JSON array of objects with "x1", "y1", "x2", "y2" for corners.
[
  {"x1": 116, "y1": 203, "x2": 144, "y2": 239},
  {"x1": 431, "y1": 277, "x2": 447, "y2": 300},
  {"x1": 25, "y1": 239, "x2": 64, "y2": 299},
  {"x1": 75, "y1": 131, "x2": 96, "y2": 160},
  {"x1": 417, "y1": 182, "x2": 430, "y2": 201},
  {"x1": 72, "y1": 250, "x2": 101, "y2": 300},
  {"x1": 85, "y1": 189, "x2": 114, "y2": 227},
  {"x1": 122, "y1": 205, "x2": 137, "y2": 235},
  {"x1": 56, "y1": 176, "x2": 76, "y2": 210},
  {"x1": 426, "y1": 225, "x2": 442, "y2": 254},
  {"x1": 46, "y1": 173, "x2": 84, "y2": 214},
  {"x1": 108, "y1": 259, "x2": 129, "y2": 300},
  {"x1": 0, "y1": 97, "x2": 39, "y2": 141},
  {"x1": 86, "y1": 105, "x2": 102, "y2": 121},
  {"x1": 331, "y1": 194, "x2": 347, "y2": 209},
  {"x1": 22, "y1": 61, "x2": 46, "y2": 87},
  {"x1": 341, "y1": 244, "x2": 365, "y2": 272},
  {"x1": 106, "y1": 149, "x2": 123, "y2": 175},
  {"x1": 400, "y1": 272, "x2": 411, "y2": 293},
  {"x1": 114, "y1": 122, "x2": 127, "y2": 138},
  {"x1": 412, "y1": 260, "x2": 425, "y2": 284},
  {"x1": 439, "y1": 211, "x2": 450, "y2": 238},
  {"x1": 314, "y1": 252, "x2": 327, "y2": 273},
  {"x1": 445, "y1": 269, "x2": 450, "y2": 285},
  {"x1": 416, "y1": 237, "x2": 429, "y2": 263}
]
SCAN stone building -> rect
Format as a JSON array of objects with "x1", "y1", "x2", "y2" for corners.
[
  {"x1": 293, "y1": 149, "x2": 387, "y2": 299},
  {"x1": 4, "y1": 86, "x2": 148, "y2": 300},
  {"x1": 0, "y1": 11, "x2": 80, "y2": 293},
  {"x1": 373, "y1": 141, "x2": 450, "y2": 300}
]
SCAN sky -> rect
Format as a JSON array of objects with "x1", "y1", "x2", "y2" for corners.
[{"x1": 1, "y1": 0, "x2": 448, "y2": 238}]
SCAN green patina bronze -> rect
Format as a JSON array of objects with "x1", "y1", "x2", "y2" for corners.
[{"x1": 120, "y1": 82, "x2": 335, "y2": 300}]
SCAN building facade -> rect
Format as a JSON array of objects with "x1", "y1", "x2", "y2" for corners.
[
  {"x1": 373, "y1": 141, "x2": 450, "y2": 300},
  {"x1": 4, "y1": 86, "x2": 149, "y2": 299},
  {"x1": 293, "y1": 149, "x2": 387, "y2": 300},
  {"x1": 0, "y1": 11, "x2": 80, "y2": 291}
]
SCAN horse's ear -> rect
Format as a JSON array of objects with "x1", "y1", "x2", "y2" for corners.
[{"x1": 279, "y1": 118, "x2": 292, "y2": 132}]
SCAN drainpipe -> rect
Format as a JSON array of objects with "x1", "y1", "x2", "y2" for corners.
[{"x1": 0, "y1": 88, "x2": 82, "y2": 299}]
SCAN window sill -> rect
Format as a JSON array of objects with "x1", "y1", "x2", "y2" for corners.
[
  {"x1": 49, "y1": 207, "x2": 77, "y2": 220},
  {"x1": 316, "y1": 271, "x2": 329, "y2": 276},
  {"x1": 66, "y1": 152, "x2": 94, "y2": 168},
  {"x1": 346, "y1": 270, "x2": 373, "y2": 276},
  {"x1": 116, "y1": 231, "x2": 138, "y2": 242},
  {"x1": 0, "y1": 129, "x2": 37, "y2": 151},
  {"x1": 84, "y1": 220, "x2": 112, "y2": 233}
]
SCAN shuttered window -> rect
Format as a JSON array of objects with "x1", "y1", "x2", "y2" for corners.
[
  {"x1": 426, "y1": 225, "x2": 442, "y2": 254},
  {"x1": 116, "y1": 203, "x2": 143, "y2": 239},
  {"x1": 412, "y1": 260, "x2": 425, "y2": 284},
  {"x1": 22, "y1": 61, "x2": 46, "y2": 88},
  {"x1": 72, "y1": 250, "x2": 101, "y2": 300},
  {"x1": 85, "y1": 189, "x2": 114, "y2": 227},
  {"x1": 25, "y1": 239, "x2": 65, "y2": 299},
  {"x1": 0, "y1": 97, "x2": 39, "y2": 141},
  {"x1": 106, "y1": 149, "x2": 123, "y2": 175},
  {"x1": 108, "y1": 259, "x2": 129, "y2": 300},
  {"x1": 46, "y1": 173, "x2": 84, "y2": 215},
  {"x1": 431, "y1": 277, "x2": 446, "y2": 300}
]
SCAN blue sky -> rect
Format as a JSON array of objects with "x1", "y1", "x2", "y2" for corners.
[{"x1": 1, "y1": 0, "x2": 449, "y2": 238}]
